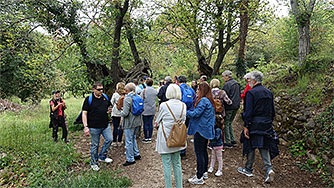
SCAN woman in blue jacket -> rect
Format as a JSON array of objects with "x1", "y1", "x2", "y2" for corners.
[{"x1": 187, "y1": 82, "x2": 216, "y2": 185}]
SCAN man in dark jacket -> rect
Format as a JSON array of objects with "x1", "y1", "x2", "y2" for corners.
[
  {"x1": 237, "y1": 71, "x2": 278, "y2": 183},
  {"x1": 157, "y1": 76, "x2": 173, "y2": 104},
  {"x1": 222, "y1": 70, "x2": 241, "y2": 148}
]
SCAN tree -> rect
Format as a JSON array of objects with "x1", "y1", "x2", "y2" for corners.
[{"x1": 290, "y1": 0, "x2": 316, "y2": 62}]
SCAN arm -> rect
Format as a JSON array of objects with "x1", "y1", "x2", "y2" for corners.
[
  {"x1": 82, "y1": 110, "x2": 89, "y2": 136},
  {"x1": 220, "y1": 90, "x2": 232, "y2": 105},
  {"x1": 186, "y1": 98, "x2": 206, "y2": 118},
  {"x1": 50, "y1": 101, "x2": 62, "y2": 112},
  {"x1": 120, "y1": 97, "x2": 131, "y2": 117},
  {"x1": 242, "y1": 92, "x2": 254, "y2": 139}
]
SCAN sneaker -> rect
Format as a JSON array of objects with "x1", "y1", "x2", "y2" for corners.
[
  {"x1": 147, "y1": 138, "x2": 152, "y2": 143},
  {"x1": 208, "y1": 167, "x2": 214, "y2": 173},
  {"x1": 231, "y1": 141, "x2": 237, "y2": 145},
  {"x1": 207, "y1": 146, "x2": 212, "y2": 150},
  {"x1": 188, "y1": 175, "x2": 204, "y2": 185},
  {"x1": 264, "y1": 169, "x2": 274, "y2": 183},
  {"x1": 111, "y1": 142, "x2": 117, "y2": 146},
  {"x1": 142, "y1": 139, "x2": 149, "y2": 143},
  {"x1": 134, "y1": 155, "x2": 141, "y2": 160},
  {"x1": 190, "y1": 139, "x2": 194, "y2": 143},
  {"x1": 224, "y1": 143, "x2": 233, "y2": 149},
  {"x1": 117, "y1": 142, "x2": 123, "y2": 147},
  {"x1": 237, "y1": 167, "x2": 254, "y2": 177},
  {"x1": 122, "y1": 161, "x2": 136, "y2": 166},
  {"x1": 215, "y1": 170, "x2": 222, "y2": 177},
  {"x1": 91, "y1": 164, "x2": 100, "y2": 171},
  {"x1": 99, "y1": 157, "x2": 113, "y2": 163},
  {"x1": 203, "y1": 172, "x2": 208, "y2": 179}
]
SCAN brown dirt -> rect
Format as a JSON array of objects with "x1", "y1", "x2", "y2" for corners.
[{"x1": 71, "y1": 113, "x2": 328, "y2": 188}]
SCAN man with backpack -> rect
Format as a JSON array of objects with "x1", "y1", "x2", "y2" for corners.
[
  {"x1": 82, "y1": 82, "x2": 113, "y2": 171},
  {"x1": 121, "y1": 83, "x2": 143, "y2": 166},
  {"x1": 178, "y1": 75, "x2": 196, "y2": 158}
]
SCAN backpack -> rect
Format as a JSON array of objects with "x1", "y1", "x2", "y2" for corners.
[
  {"x1": 116, "y1": 95, "x2": 125, "y2": 110},
  {"x1": 212, "y1": 89, "x2": 223, "y2": 113},
  {"x1": 74, "y1": 93, "x2": 109, "y2": 124},
  {"x1": 180, "y1": 84, "x2": 194, "y2": 109},
  {"x1": 161, "y1": 103, "x2": 187, "y2": 147},
  {"x1": 129, "y1": 94, "x2": 144, "y2": 116}
]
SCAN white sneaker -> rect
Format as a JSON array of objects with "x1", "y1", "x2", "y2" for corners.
[
  {"x1": 215, "y1": 170, "x2": 222, "y2": 177},
  {"x1": 188, "y1": 175, "x2": 204, "y2": 185},
  {"x1": 208, "y1": 167, "x2": 214, "y2": 173},
  {"x1": 99, "y1": 157, "x2": 113, "y2": 163},
  {"x1": 190, "y1": 139, "x2": 194, "y2": 143},
  {"x1": 111, "y1": 142, "x2": 117, "y2": 146},
  {"x1": 203, "y1": 172, "x2": 209, "y2": 179},
  {"x1": 265, "y1": 169, "x2": 274, "y2": 183},
  {"x1": 91, "y1": 164, "x2": 100, "y2": 171}
]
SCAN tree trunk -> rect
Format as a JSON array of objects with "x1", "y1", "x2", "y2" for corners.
[
  {"x1": 298, "y1": 21, "x2": 310, "y2": 61},
  {"x1": 126, "y1": 25, "x2": 141, "y2": 65},
  {"x1": 236, "y1": 0, "x2": 249, "y2": 77},
  {"x1": 193, "y1": 38, "x2": 213, "y2": 77}
]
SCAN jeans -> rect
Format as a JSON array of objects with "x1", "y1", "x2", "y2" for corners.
[
  {"x1": 245, "y1": 148, "x2": 272, "y2": 172},
  {"x1": 52, "y1": 116, "x2": 67, "y2": 141},
  {"x1": 161, "y1": 151, "x2": 183, "y2": 188},
  {"x1": 112, "y1": 116, "x2": 123, "y2": 142},
  {"x1": 142, "y1": 115, "x2": 154, "y2": 139},
  {"x1": 124, "y1": 127, "x2": 140, "y2": 162},
  {"x1": 89, "y1": 125, "x2": 113, "y2": 165},
  {"x1": 224, "y1": 110, "x2": 237, "y2": 144},
  {"x1": 194, "y1": 132, "x2": 208, "y2": 179}
]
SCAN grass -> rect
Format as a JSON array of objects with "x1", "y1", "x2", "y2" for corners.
[{"x1": 0, "y1": 97, "x2": 131, "y2": 187}]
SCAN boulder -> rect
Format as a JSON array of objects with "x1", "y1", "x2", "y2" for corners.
[{"x1": 305, "y1": 120, "x2": 316, "y2": 129}]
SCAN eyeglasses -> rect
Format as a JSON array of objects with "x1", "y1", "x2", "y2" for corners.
[{"x1": 95, "y1": 88, "x2": 104, "y2": 91}]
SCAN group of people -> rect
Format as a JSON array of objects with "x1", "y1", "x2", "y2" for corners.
[{"x1": 49, "y1": 69, "x2": 279, "y2": 187}]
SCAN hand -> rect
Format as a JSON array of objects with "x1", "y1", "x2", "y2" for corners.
[
  {"x1": 107, "y1": 107, "x2": 112, "y2": 114},
  {"x1": 84, "y1": 127, "x2": 90, "y2": 136},
  {"x1": 244, "y1": 127, "x2": 250, "y2": 139}
]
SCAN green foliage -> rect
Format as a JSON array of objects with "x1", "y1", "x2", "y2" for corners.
[
  {"x1": 0, "y1": 97, "x2": 130, "y2": 187},
  {"x1": 289, "y1": 140, "x2": 307, "y2": 157}
]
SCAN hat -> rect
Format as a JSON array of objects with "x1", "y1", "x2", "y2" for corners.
[{"x1": 52, "y1": 90, "x2": 60, "y2": 95}]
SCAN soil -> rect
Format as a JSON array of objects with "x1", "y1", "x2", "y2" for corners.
[{"x1": 71, "y1": 113, "x2": 328, "y2": 188}]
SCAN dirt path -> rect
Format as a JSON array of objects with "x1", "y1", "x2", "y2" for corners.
[{"x1": 72, "y1": 113, "x2": 327, "y2": 188}]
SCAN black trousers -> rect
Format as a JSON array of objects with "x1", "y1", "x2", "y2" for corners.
[
  {"x1": 194, "y1": 132, "x2": 209, "y2": 179},
  {"x1": 52, "y1": 116, "x2": 67, "y2": 141}
]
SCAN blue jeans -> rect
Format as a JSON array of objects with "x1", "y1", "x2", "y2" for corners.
[
  {"x1": 142, "y1": 115, "x2": 154, "y2": 139},
  {"x1": 124, "y1": 127, "x2": 140, "y2": 162},
  {"x1": 245, "y1": 148, "x2": 272, "y2": 173},
  {"x1": 112, "y1": 116, "x2": 123, "y2": 142},
  {"x1": 194, "y1": 132, "x2": 208, "y2": 179},
  {"x1": 161, "y1": 151, "x2": 183, "y2": 188},
  {"x1": 89, "y1": 125, "x2": 113, "y2": 165}
]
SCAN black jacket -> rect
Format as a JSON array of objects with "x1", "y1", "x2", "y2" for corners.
[
  {"x1": 157, "y1": 81, "x2": 172, "y2": 104},
  {"x1": 223, "y1": 79, "x2": 241, "y2": 110}
]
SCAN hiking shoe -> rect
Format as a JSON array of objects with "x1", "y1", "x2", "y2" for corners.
[
  {"x1": 215, "y1": 170, "x2": 223, "y2": 177},
  {"x1": 142, "y1": 139, "x2": 149, "y2": 143},
  {"x1": 148, "y1": 138, "x2": 152, "y2": 142},
  {"x1": 122, "y1": 161, "x2": 136, "y2": 166},
  {"x1": 111, "y1": 142, "x2": 117, "y2": 146},
  {"x1": 99, "y1": 157, "x2": 113, "y2": 163},
  {"x1": 188, "y1": 175, "x2": 204, "y2": 185},
  {"x1": 237, "y1": 167, "x2": 254, "y2": 177},
  {"x1": 207, "y1": 146, "x2": 212, "y2": 150},
  {"x1": 208, "y1": 167, "x2": 214, "y2": 173},
  {"x1": 231, "y1": 141, "x2": 237, "y2": 145},
  {"x1": 203, "y1": 172, "x2": 208, "y2": 179},
  {"x1": 91, "y1": 164, "x2": 100, "y2": 171},
  {"x1": 224, "y1": 143, "x2": 233, "y2": 149},
  {"x1": 134, "y1": 155, "x2": 141, "y2": 160},
  {"x1": 264, "y1": 169, "x2": 274, "y2": 183}
]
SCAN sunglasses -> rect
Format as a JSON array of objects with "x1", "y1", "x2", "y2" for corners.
[{"x1": 95, "y1": 88, "x2": 104, "y2": 91}]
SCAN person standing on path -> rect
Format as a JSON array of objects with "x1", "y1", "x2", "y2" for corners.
[
  {"x1": 240, "y1": 73, "x2": 253, "y2": 101},
  {"x1": 155, "y1": 84, "x2": 187, "y2": 188},
  {"x1": 222, "y1": 70, "x2": 241, "y2": 148},
  {"x1": 187, "y1": 82, "x2": 216, "y2": 185},
  {"x1": 140, "y1": 78, "x2": 158, "y2": 143},
  {"x1": 49, "y1": 90, "x2": 68, "y2": 143},
  {"x1": 82, "y1": 82, "x2": 113, "y2": 171},
  {"x1": 121, "y1": 83, "x2": 142, "y2": 166},
  {"x1": 157, "y1": 76, "x2": 173, "y2": 104},
  {"x1": 237, "y1": 71, "x2": 279, "y2": 183},
  {"x1": 110, "y1": 82, "x2": 126, "y2": 147}
]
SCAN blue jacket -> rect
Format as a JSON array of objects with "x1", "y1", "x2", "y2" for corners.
[
  {"x1": 240, "y1": 84, "x2": 279, "y2": 159},
  {"x1": 187, "y1": 97, "x2": 215, "y2": 140},
  {"x1": 209, "y1": 128, "x2": 223, "y2": 147}
]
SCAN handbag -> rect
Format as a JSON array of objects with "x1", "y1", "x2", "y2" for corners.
[{"x1": 161, "y1": 103, "x2": 187, "y2": 147}]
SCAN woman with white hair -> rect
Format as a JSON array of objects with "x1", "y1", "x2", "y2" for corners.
[
  {"x1": 241, "y1": 73, "x2": 253, "y2": 101},
  {"x1": 155, "y1": 84, "x2": 186, "y2": 188}
]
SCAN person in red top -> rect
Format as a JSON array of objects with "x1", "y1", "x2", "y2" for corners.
[
  {"x1": 50, "y1": 90, "x2": 68, "y2": 143},
  {"x1": 241, "y1": 73, "x2": 252, "y2": 101}
]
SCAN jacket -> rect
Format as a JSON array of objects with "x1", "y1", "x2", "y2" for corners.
[
  {"x1": 120, "y1": 92, "x2": 142, "y2": 129},
  {"x1": 110, "y1": 92, "x2": 122, "y2": 117},
  {"x1": 209, "y1": 128, "x2": 223, "y2": 147},
  {"x1": 157, "y1": 81, "x2": 172, "y2": 104},
  {"x1": 187, "y1": 97, "x2": 215, "y2": 140},
  {"x1": 140, "y1": 86, "x2": 158, "y2": 116},
  {"x1": 155, "y1": 99, "x2": 187, "y2": 154},
  {"x1": 241, "y1": 83, "x2": 252, "y2": 100},
  {"x1": 223, "y1": 78, "x2": 241, "y2": 110}
]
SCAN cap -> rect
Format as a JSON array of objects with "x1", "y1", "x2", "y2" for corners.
[{"x1": 52, "y1": 90, "x2": 60, "y2": 95}]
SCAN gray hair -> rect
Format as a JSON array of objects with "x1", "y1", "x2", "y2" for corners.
[
  {"x1": 166, "y1": 84, "x2": 182, "y2": 100},
  {"x1": 125, "y1": 83, "x2": 136, "y2": 92},
  {"x1": 164, "y1": 76, "x2": 172, "y2": 82},
  {"x1": 222, "y1": 70, "x2": 233, "y2": 78},
  {"x1": 244, "y1": 73, "x2": 251, "y2": 80},
  {"x1": 250, "y1": 71, "x2": 263, "y2": 83}
]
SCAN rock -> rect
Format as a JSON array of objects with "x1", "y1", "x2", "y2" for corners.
[
  {"x1": 322, "y1": 154, "x2": 329, "y2": 163},
  {"x1": 331, "y1": 158, "x2": 334, "y2": 166},
  {"x1": 306, "y1": 152, "x2": 319, "y2": 164},
  {"x1": 326, "y1": 165, "x2": 334, "y2": 177},
  {"x1": 297, "y1": 116, "x2": 307, "y2": 122},
  {"x1": 306, "y1": 137, "x2": 315, "y2": 148},
  {"x1": 274, "y1": 96, "x2": 281, "y2": 103},
  {"x1": 305, "y1": 120, "x2": 315, "y2": 129},
  {"x1": 276, "y1": 115, "x2": 282, "y2": 122}
]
